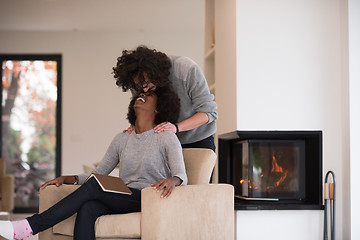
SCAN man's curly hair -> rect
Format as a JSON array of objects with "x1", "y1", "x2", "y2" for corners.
[
  {"x1": 113, "y1": 46, "x2": 172, "y2": 92},
  {"x1": 127, "y1": 86, "x2": 180, "y2": 126}
]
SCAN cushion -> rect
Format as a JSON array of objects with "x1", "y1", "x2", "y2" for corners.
[
  {"x1": 182, "y1": 148, "x2": 216, "y2": 184},
  {"x1": 53, "y1": 212, "x2": 141, "y2": 239}
]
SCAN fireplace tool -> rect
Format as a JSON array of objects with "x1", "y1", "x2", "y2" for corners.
[{"x1": 323, "y1": 171, "x2": 336, "y2": 240}]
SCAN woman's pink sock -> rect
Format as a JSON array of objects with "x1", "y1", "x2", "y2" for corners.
[{"x1": 11, "y1": 220, "x2": 33, "y2": 240}]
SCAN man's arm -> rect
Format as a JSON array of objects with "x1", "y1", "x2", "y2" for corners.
[{"x1": 153, "y1": 112, "x2": 209, "y2": 134}]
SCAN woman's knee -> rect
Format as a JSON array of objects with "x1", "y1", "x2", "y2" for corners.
[
  {"x1": 74, "y1": 201, "x2": 108, "y2": 240},
  {"x1": 76, "y1": 201, "x2": 110, "y2": 222}
]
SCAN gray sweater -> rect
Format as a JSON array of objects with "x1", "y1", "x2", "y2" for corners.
[
  {"x1": 169, "y1": 56, "x2": 218, "y2": 144},
  {"x1": 78, "y1": 129, "x2": 187, "y2": 190}
]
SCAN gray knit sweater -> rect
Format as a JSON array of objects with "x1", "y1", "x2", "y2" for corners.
[
  {"x1": 169, "y1": 56, "x2": 217, "y2": 144},
  {"x1": 78, "y1": 129, "x2": 187, "y2": 190}
]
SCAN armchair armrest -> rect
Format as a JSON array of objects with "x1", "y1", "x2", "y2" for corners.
[
  {"x1": 39, "y1": 185, "x2": 80, "y2": 213},
  {"x1": 141, "y1": 184, "x2": 234, "y2": 240},
  {"x1": 39, "y1": 185, "x2": 80, "y2": 240}
]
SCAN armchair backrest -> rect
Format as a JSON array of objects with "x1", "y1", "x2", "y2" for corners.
[
  {"x1": 182, "y1": 148, "x2": 216, "y2": 185},
  {"x1": 0, "y1": 158, "x2": 5, "y2": 178},
  {"x1": 0, "y1": 158, "x2": 15, "y2": 212}
]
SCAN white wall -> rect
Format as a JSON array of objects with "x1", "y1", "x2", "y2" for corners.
[
  {"x1": 235, "y1": 0, "x2": 349, "y2": 239},
  {"x1": 236, "y1": 210, "x2": 323, "y2": 240},
  {"x1": 349, "y1": 0, "x2": 360, "y2": 239},
  {"x1": 0, "y1": 29, "x2": 203, "y2": 175}
]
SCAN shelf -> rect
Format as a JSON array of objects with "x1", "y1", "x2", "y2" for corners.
[
  {"x1": 204, "y1": 46, "x2": 215, "y2": 60},
  {"x1": 209, "y1": 83, "x2": 215, "y2": 91},
  {"x1": 204, "y1": 0, "x2": 215, "y2": 54}
]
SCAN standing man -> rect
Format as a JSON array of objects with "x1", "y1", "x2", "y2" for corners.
[{"x1": 113, "y1": 46, "x2": 217, "y2": 151}]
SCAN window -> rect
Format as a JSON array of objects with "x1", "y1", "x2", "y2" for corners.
[{"x1": 0, "y1": 54, "x2": 61, "y2": 213}]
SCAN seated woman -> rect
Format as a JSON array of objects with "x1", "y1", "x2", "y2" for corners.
[{"x1": 0, "y1": 86, "x2": 187, "y2": 240}]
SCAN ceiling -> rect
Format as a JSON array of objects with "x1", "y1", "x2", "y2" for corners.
[{"x1": 0, "y1": 0, "x2": 202, "y2": 32}]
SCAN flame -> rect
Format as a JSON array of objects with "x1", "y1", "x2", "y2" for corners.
[
  {"x1": 240, "y1": 179, "x2": 245, "y2": 184},
  {"x1": 271, "y1": 155, "x2": 283, "y2": 172},
  {"x1": 271, "y1": 154, "x2": 288, "y2": 187}
]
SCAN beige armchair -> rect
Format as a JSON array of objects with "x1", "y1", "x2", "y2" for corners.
[
  {"x1": 39, "y1": 148, "x2": 234, "y2": 240},
  {"x1": 0, "y1": 158, "x2": 14, "y2": 212}
]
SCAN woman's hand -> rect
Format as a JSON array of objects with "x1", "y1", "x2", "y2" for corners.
[
  {"x1": 150, "y1": 177, "x2": 182, "y2": 198},
  {"x1": 39, "y1": 176, "x2": 66, "y2": 191},
  {"x1": 153, "y1": 122, "x2": 177, "y2": 134},
  {"x1": 39, "y1": 175, "x2": 77, "y2": 192},
  {"x1": 123, "y1": 125, "x2": 135, "y2": 134}
]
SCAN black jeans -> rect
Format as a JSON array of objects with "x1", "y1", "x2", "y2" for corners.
[
  {"x1": 181, "y1": 135, "x2": 215, "y2": 152},
  {"x1": 27, "y1": 177, "x2": 141, "y2": 240}
]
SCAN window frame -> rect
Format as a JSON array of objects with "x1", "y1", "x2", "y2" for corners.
[{"x1": 0, "y1": 54, "x2": 62, "y2": 213}]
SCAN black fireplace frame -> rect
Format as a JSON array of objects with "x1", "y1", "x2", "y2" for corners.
[{"x1": 218, "y1": 130, "x2": 323, "y2": 210}]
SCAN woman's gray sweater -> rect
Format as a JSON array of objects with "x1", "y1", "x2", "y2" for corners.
[{"x1": 78, "y1": 129, "x2": 187, "y2": 190}]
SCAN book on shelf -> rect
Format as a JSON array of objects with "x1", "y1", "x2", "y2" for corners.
[{"x1": 86, "y1": 173, "x2": 132, "y2": 195}]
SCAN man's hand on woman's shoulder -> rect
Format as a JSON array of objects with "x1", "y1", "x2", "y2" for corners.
[{"x1": 153, "y1": 122, "x2": 177, "y2": 134}]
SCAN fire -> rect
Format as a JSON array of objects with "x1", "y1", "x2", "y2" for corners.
[
  {"x1": 271, "y1": 155, "x2": 283, "y2": 172},
  {"x1": 271, "y1": 154, "x2": 288, "y2": 187}
]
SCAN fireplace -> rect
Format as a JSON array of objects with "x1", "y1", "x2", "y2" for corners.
[
  {"x1": 234, "y1": 139, "x2": 306, "y2": 200},
  {"x1": 218, "y1": 131, "x2": 323, "y2": 210}
]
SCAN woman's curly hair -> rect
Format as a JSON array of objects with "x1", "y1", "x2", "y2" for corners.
[
  {"x1": 113, "y1": 46, "x2": 172, "y2": 92},
  {"x1": 127, "y1": 86, "x2": 180, "y2": 126}
]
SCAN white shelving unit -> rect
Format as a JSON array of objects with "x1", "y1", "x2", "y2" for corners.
[
  {"x1": 203, "y1": 0, "x2": 217, "y2": 182},
  {"x1": 204, "y1": 0, "x2": 215, "y2": 97},
  {"x1": 203, "y1": 0, "x2": 238, "y2": 183}
]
